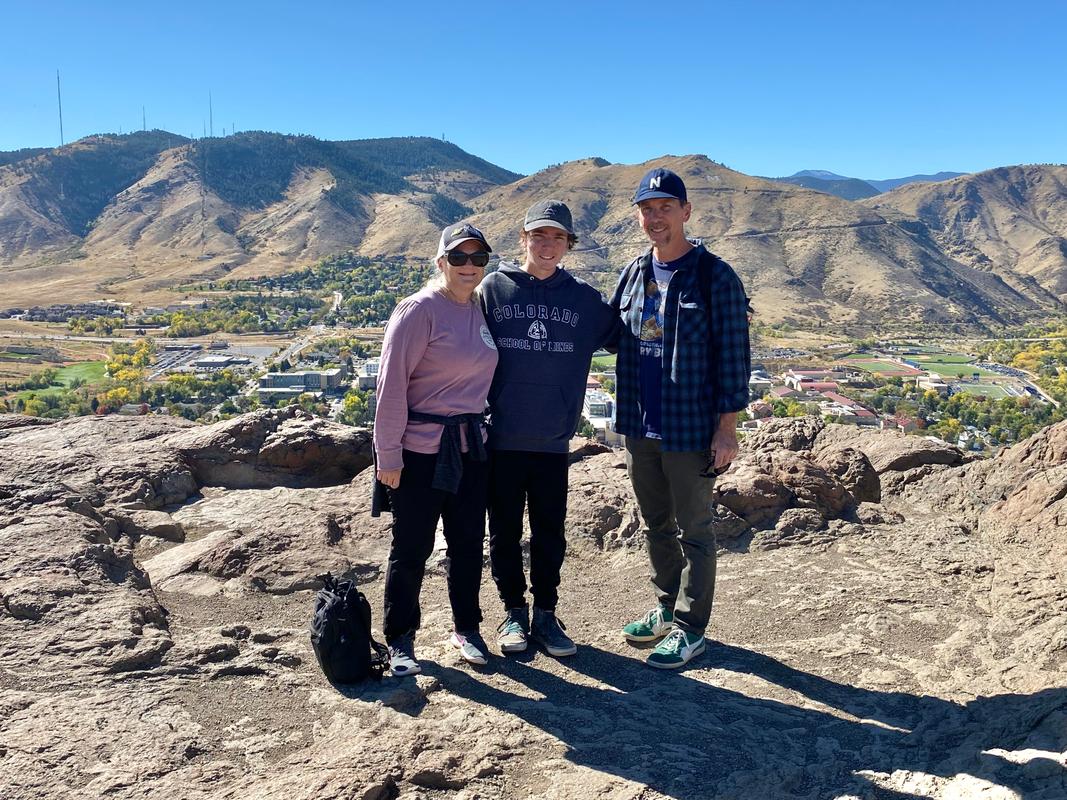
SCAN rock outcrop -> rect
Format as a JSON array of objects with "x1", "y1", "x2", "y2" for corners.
[{"x1": 0, "y1": 411, "x2": 1064, "y2": 799}]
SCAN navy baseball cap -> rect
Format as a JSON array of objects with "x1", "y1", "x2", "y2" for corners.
[
  {"x1": 523, "y1": 199, "x2": 575, "y2": 235},
  {"x1": 632, "y1": 168, "x2": 688, "y2": 205},
  {"x1": 436, "y1": 222, "x2": 492, "y2": 258}
]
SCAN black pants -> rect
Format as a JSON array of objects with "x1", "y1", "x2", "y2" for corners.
[
  {"x1": 382, "y1": 449, "x2": 488, "y2": 642},
  {"x1": 488, "y1": 450, "x2": 569, "y2": 612}
]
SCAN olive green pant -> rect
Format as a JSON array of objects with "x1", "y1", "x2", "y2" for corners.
[{"x1": 624, "y1": 436, "x2": 717, "y2": 636}]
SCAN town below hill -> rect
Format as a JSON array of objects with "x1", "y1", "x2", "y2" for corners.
[{"x1": 3, "y1": 303, "x2": 1067, "y2": 456}]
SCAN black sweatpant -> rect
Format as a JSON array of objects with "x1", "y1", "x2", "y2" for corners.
[
  {"x1": 382, "y1": 449, "x2": 488, "y2": 642},
  {"x1": 488, "y1": 449, "x2": 569, "y2": 612}
]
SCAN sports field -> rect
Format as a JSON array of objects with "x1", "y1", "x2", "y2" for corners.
[
  {"x1": 839, "y1": 356, "x2": 923, "y2": 376},
  {"x1": 904, "y1": 352, "x2": 997, "y2": 378},
  {"x1": 909, "y1": 352, "x2": 973, "y2": 364},
  {"x1": 919, "y1": 362, "x2": 998, "y2": 378},
  {"x1": 954, "y1": 383, "x2": 1010, "y2": 399}
]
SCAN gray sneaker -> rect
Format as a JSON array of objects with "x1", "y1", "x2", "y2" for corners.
[
  {"x1": 387, "y1": 634, "x2": 420, "y2": 676},
  {"x1": 496, "y1": 606, "x2": 529, "y2": 654},
  {"x1": 450, "y1": 630, "x2": 489, "y2": 666},
  {"x1": 531, "y1": 607, "x2": 577, "y2": 657}
]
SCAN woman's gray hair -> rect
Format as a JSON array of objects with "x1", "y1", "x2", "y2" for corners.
[{"x1": 423, "y1": 257, "x2": 448, "y2": 292}]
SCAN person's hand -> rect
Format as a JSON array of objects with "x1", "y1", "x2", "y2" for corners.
[
  {"x1": 709, "y1": 416, "x2": 739, "y2": 471},
  {"x1": 377, "y1": 468, "x2": 402, "y2": 489}
]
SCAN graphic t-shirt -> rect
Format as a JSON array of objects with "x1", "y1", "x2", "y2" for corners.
[{"x1": 638, "y1": 248, "x2": 696, "y2": 438}]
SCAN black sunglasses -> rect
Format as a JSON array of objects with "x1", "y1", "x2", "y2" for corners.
[{"x1": 446, "y1": 251, "x2": 490, "y2": 267}]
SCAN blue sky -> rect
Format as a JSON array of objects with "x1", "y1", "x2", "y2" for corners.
[{"x1": 2, "y1": 0, "x2": 1064, "y2": 179}]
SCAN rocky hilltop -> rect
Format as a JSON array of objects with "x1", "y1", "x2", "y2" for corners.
[{"x1": 0, "y1": 409, "x2": 1064, "y2": 799}]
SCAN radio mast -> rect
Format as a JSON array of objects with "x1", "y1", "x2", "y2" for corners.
[{"x1": 56, "y1": 70, "x2": 65, "y2": 146}]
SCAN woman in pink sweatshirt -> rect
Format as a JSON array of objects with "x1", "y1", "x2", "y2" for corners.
[{"x1": 373, "y1": 222, "x2": 499, "y2": 676}]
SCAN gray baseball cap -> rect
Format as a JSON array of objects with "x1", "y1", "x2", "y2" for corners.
[{"x1": 523, "y1": 199, "x2": 574, "y2": 235}]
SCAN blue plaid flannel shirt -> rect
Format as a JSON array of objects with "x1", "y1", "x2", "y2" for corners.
[{"x1": 609, "y1": 245, "x2": 751, "y2": 452}]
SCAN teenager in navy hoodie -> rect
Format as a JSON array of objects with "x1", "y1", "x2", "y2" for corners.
[{"x1": 479, "y1": 199, "x2": 617, "y2": 657}]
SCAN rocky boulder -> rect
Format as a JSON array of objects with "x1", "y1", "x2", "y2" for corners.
[
  {"x1": 168, "y1": 406, "x2": 373, "y2": 489},
  {"x1": 0, "y1": 414, "x2": 198, "y2": 508},
  {"x1": 565, "y1": 451, "x2": 642, "y2": 549},
  {"x1": 813, "y1": 445, "x2": 881, "y2": 504}
]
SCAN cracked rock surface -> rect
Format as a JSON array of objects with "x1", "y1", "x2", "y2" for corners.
[{"x1": 0, "y1": 412, "x2": 1064, "y2": 799}]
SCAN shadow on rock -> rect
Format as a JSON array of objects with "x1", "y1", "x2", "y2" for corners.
[{"x1": 424, "y1": 644, "x2": 1066, "y2": 800}]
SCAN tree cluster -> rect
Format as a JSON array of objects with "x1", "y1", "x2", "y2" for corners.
[{"x1": 144, "y1": 294, "x2": 327, "y2": 336}]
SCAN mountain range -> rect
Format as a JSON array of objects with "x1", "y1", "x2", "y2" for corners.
[
  {"x1": 1, "y1": 131, "x2": 1064, "y2": 330},
  {"x1": 766, "y1": 170, "x2": 968, "y2": 201}
]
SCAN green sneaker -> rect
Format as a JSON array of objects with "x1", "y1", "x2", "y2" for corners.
[
  {"x1": 622, "y1": 604, "x2": 674, "y2": 642},
  {"x1": 646, "y1": 628, "x2": 706, "y2": 670}
]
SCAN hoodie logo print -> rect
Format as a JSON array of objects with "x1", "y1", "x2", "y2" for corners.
[{"x1": 527, "y1": 320, "x2": 547, "y2": 341}]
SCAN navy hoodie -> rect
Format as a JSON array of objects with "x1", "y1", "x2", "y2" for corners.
[{"x1": 480, "y1": 262, "x2": 617, "y2": 453}]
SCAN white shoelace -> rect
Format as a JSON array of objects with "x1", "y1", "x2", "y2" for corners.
[{"x1": 659, "y1": 628, "x2": 688, "y2": 652}]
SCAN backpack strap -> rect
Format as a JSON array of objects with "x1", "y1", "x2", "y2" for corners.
[
  {"x1": 369, "y1": 637, "x2": 390, "y2": 679},
  {"x1": 318, "y1": 572, "x2": 337, "y2": 593}
]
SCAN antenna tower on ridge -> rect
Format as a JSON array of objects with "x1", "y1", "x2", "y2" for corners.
[
  {"x1": 56, "y1": 70, "x2": 65, "y2": 146},
  {"x1": 209, "y1": 91, "x2": 214, "y2": 138}
]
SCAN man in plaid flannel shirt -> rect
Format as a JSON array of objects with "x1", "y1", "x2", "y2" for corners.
[{"x1": 610, "y1": 167, "x2": 751, "y2": 669}]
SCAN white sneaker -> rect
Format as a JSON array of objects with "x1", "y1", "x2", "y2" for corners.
[{"x1": 450, "y1": 630, "x2": 489, "y2": 666}]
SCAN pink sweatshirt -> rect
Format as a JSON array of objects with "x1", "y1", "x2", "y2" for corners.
[{"x1": 373, "y1": 287, "x2": 499, "y2": 472}]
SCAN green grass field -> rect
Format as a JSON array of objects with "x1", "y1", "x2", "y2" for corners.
[
  {"x1": 909, "y1": 353, "x2": 974, "y2": 364},
  {"x1": 55, "y1": 361, "x2": 107, "y2": 385},
  {"x1": 954, "y1": 383, "x2": 1011, "y2": 399},
  {"x1": 920, "y1": 363, "x2": 998, "y2": 378},
  {"x1": 841, "y1": 357, "x2": 922, "y2": 375},
  {"x1": 895, "y1": 345, "x2": 945, "y2": 354},
  {"x1": 10, "y1": 361, "x2": 108, "y2": 401},
  {"x1": 590, "y1": 354, "x2": 616, "y2": 371}
]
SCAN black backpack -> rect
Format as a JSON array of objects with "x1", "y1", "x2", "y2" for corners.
[{"x1": 310, "y1": 573, "x2": 389, "y2": 684}]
